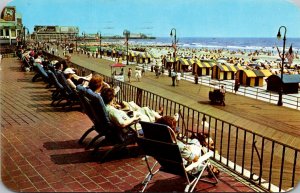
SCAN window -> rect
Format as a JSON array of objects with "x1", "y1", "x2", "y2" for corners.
[
  {"x1": 0, "y1": 29, "x2": 3, "y2": 36},
  {"x1": 11, "y1": 29, "x2": 16, "y2": 37},
  {"x1": 5, "y1": 29, "x2": 9, "y2": 36}
]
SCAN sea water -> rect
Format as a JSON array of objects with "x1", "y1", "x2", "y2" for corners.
[{"x1": 128, "y1": 37, "x2": 300, "y2": 52}]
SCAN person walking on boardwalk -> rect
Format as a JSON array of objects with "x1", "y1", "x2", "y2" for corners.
[
  {"x1": 135, "y1": 68, "x2": 142, "y2": 82},
  {"x1": 234, "y1": 77, "x2": 240, "y2": 94},
  {"x1": 171, "y1": 70, "x2": 176, "y2": 86},
  {"x1": 128, "y1": 68, "x2": 132, "y2": 83},
  {"x1": 220, "y1": 85, "x2": 226, "y2": 106}
]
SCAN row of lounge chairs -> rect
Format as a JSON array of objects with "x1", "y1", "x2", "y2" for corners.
[{"x1": 28, "y1": 60, "x2": 218, "y2": 192}]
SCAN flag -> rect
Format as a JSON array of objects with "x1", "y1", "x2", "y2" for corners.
[{"x1": 286, "y1": 44, "x2": 294, "y2": 65}]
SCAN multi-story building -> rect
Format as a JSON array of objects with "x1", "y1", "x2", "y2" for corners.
[
  {"x1": 0, "y1": 6, "x2": 23, "y2": 45},
  {"x1": 33, "y1": 25, "x2": 79, "y2": 43}
]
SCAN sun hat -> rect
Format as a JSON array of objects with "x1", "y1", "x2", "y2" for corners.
[{"x1": 63, "y1": 68, "x2": 75, "y2": 74}]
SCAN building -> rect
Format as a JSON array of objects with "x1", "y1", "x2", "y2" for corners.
[
  {"x1": 0, "y1": 6, "x2": 23, "y2": 45},
  {"x1": 33, "y1": 25, "x2": 79, "y2": 43}
]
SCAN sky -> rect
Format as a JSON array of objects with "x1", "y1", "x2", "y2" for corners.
[{"x1": 2, "y1": 0, "x2": 300, "y2": 37}]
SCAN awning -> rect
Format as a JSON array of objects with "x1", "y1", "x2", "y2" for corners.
[
  {"x1": 111, "y1": 63, "x2": 126, "y2": 67},
  {"x1": 194, "y1": 60, "x2": 215, "y2": 68},
  {"x1": 243, "y1": 70, "x2": 257, "y2": 78},
  {"x1": 254, "y1": 69, "x2": 272, "y2": 77},
  {"x1": 179, "y1": 58, "x2": 190, "y2": 65},
  {"x1": 216, "y1": 64, "x2": 233, "y2": 72}
]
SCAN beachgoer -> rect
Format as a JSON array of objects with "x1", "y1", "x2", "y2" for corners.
[
  {"x1": 155, "y1": 116, "x2": 220, "y2": 176},
  {"x1": 64, "y1": 68, "x2": 92, "y2": 90},
  {"x1": 171, "y1": 70, "x2": 176, "y2": 86},
  {"x1": 101, "y1": 88, "x2": 164, "y2": 132},
  {"x1": 234, "y1": 77, "x2": 240, "y2": 94},
  {"x1": 88, "y1": 74, "x2": 111, "y2": 94},
  {"x1": 128, "y1": 68, "x2": 132, "y2": 83},
  {"x1": 135, "y1": 68, "x2": 142, "y2": 81}
]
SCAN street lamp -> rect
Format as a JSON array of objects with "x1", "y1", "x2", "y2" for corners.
[
  {"x1": 123, "y1": 29, "x2": 130, "y2": 65},
  {"x1": 75, "y1": 33, "x2": 78, "y2": 54},
  {"x1": 170, "y1": 28, "x2": 178, "y2": 70},
  {"x1": 97, "y1": 32, "x2": 102, "y2": 58},
  {"x1": 82, "y1": 32, "x2": 86, "y2": 51},
  {"x1": 22, "y1": 26, "x2": 30, "y2": 46},
  {"x1": 276, "y1": 26, "x2": 287, "y2": 106}
]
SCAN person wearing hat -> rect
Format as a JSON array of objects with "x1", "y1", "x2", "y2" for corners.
[{"x1": 64, "y1": 67, "x2": 92, "y2": 90}]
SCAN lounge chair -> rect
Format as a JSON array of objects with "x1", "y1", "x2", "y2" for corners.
[
  {"x1": 83, "y1": 87, "x2": 137, "y2": 162},
  {"x1": 76, "y1": 85, "x2": 103, "y2": 149},
  {"x1": 137, "y1": 121, "x2": 218, "y2": 192}
]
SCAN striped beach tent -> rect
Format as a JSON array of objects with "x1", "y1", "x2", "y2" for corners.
[
  {"x1": 253, "y1": 69, "x2": 272, "y2": 86},
  {"x1": 162, "y1": 57, "x2": 179, "y2": 70},
  {"x1": 236, "y1": 69, "x2": 257, "y2": 87},
  {"x1": 192, "y1": 59, "x2": 216, "y2": 76},
  {"x1": 129, "y1": 51, "x2": 139, "y2": 62},
  {"x1": 177, "y1": 58, "x2": 190, "y2": 72},
  {"x1": 138, "y1": 52, "x2": 153, "y2": 64},
  {"x1": 211, "y1": 64, "x2": 244, "y2": 80}
]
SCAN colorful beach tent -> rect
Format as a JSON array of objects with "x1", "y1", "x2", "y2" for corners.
[
  {"x1": 129, "y1": 51, "x2": 139, "y2": 62},
  {"x1": 236, "y1": 69, "x2": 257, "y2": 87},
  {"x1": 162, "y1": 57, "x2": 179, "y2": 70},
  {"x1": 176, "y1": 58, "x2": 191, "y2": 72},
  {"x1": 192, "y1": 59, "x2": 216, "y2": 76},
  {"x1": 211, "y1": 64, "x2": 244, "y2": 80},
  {"x1": 266, "y1": 74, "x2": 300, "y2": 94},
  {"x1": 138, "y1": 52, "x2": 153, "y2": 64}
]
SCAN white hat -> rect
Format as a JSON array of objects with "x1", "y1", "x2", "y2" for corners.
[{"x1": 64, "y1": 68, "x2": 75, "y2": 74}]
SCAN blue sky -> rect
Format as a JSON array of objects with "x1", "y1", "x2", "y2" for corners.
[{"x1": 3, "y1": 0, "x2": 300, "y2": 37}]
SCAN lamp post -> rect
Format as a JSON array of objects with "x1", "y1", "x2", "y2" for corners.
[
  {"x1": 170, "y1": 28, "x2": 178, "y2": 71},
  {"x1": 75, "y1": 33, "x2": 78, "y2": 54},
  {"x1": 276, "y1": 26, "x2": 287, "y2": 106},
  {"x1": 22, "y1": 26, "x2": 30, "y2": 46},
  {"x1": 97, "y1": 32, "x2": 102, "y2": 58},
  {"x1": 82, "y1": 32, "x2": 86, "y2": 51},
  {"x1": 123, "y1": 29, "x2": 130, "y2": 65}
]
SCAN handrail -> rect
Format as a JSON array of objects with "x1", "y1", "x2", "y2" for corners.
[{"x1": 43, "y1": 51, "x2": 300, "y2": 192}]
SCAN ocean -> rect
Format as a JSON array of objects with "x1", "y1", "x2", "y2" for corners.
[{"x1": 127, "y1": 37, "x2": 300, "y2": 52}]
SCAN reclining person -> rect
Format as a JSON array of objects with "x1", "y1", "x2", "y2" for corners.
[
  {"x1": 155, "y1": 115, "x2": 219, "y2": 176},
  {"x1": 88, "y1": 74, "x2": 111, "y2": 94},
  {"x1": 101, "y1": 87, "x2": 163, "y2": 134},
  {"x1": 64, "y1": 67, "x2": 92, "y2": 90}
]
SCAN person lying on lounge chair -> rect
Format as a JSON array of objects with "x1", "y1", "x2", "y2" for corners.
[
  {"x1": 155, "y1": 115, "x2": 220, "y2": 176},
  {"x1": 64, "y1": 67, "x2": 92, "y2": 90}
]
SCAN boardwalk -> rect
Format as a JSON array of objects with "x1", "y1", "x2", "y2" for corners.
[
  {"x1": 62, "y1": 51, "x2": 300, "y2": 148},
  {"x1": 47, "y1": 49, "x2": 300, "y2": 191},
  {"x1": 0, "y1": 57, "x2": 259, "y2": 192}
]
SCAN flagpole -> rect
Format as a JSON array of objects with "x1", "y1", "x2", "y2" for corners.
[
  {"x1": 170, "y1": 28, "x2": 177, "y2": 71},
  {"x1": 123, "y1": 30, "x2": 130, "y2": 65},
  {"x1": 276, "y1": 26, "x2": 287, "y2": 106}
]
